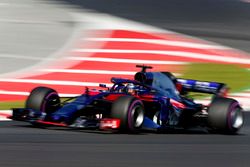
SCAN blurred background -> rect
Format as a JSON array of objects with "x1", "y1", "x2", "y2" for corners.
[
  {"x1": 0, "y1": 1, "x2": 250, "y2": 167},
  {"x1": 0, "y1": 0, "x2": 250, "y2": 107},
  {"x1": 57, "y1": 0, "x2": 250, "y2": 52}
]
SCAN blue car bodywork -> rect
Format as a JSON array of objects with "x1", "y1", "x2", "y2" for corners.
[{"x1": 11, "y1": 65, "x2": 238, "y2": 132}]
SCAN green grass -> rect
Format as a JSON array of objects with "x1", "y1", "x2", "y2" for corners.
[
  {"x1": 182, "y1": 63, "x2": 250, "y2": 92},
  {"x1": 0, "y1": 98, "x2": 72, "y2": 110},
  {"x1": 1, "y1": 63, "x2": 250, "y2": 110},
  {"x1": 181, "y1": 63, "x2": 250, "y2": 99},
  {"x1": 0, "y1": 101, "x2": 25, "y2": 110}
]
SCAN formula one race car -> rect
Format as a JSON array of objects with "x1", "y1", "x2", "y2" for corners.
[{"x1": 11, "y1": 65, "x2": 244, "y2": 134}]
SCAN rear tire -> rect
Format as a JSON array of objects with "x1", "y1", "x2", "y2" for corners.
[
  {"x1": 110, "y1": 96, "x2": 144, "y2": 132},
  {"x1": 26, "y1": 87, "x2": 60, "y2": 113},
  {"x1": 208, "y1": 97, "x2": 244, "y2": 134}
]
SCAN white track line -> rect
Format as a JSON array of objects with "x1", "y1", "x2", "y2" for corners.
[
  {"x1": 39, "y1": 69, "x2": 181, "y2": 76},
  {"x1": 0, "y1": 117, "x2": 11, "y2": 121},
  {"x1": 85, "y1": 37, "x2": 229, "y2": 50},
  {"x1": 0, "y1": 79, "x2": 113, "y2": 87},
  {"x1": 0, "y1": 90, "x2": 29, "y2": 96},
  {"x1": 72, "y1": 49, "x2": 250, "y2": 64},
  {"x1": 0, "y1": 110, "x2": 12, "y2": 121},
  {"x1": 40, "y1": 69, "x2": 137, "y2": 75},
  {"x1": 0, "y1": 90, "x2": 79, "y2": 97},
  {"x1": 231, "y1": 92, "x2": 250, "y2": 97},
  {"x1": 0, "y1": 110, "x2": 12, "y2": 115},
  {"x1": 195, "y1": 99, "x2": 250, "y2": 111},
  {"x1": 67, "y1": 57, "x2": 189, "y2": 65},
  {"x1": 0, "y1": 54, "x2": 55, "y2": 61}
]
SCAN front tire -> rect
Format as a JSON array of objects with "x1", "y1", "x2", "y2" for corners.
[
  {"x1": 26, "y1": 86, "x2": 60, "y2": 113},
  {"x1": 208, "y1": 97, "x2": 244, "y2": 134},
  {"x1": 110, "y1": 96, "x2": 144, "y2": 132}
]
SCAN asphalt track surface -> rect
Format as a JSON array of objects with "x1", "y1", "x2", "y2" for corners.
[
  {"x1": 0, "y1": 113, "x2": 249, "y2": 167},
  {"x1": 1, "y1": 0, "x2": 250, "y2": 166},
  {"x1": 57, "y1": 0, "x2": 250, "y2": 53}
]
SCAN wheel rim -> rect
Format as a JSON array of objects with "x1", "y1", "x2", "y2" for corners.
[
  {"x1": 230, "y1": 107, "x2": 243, "y2": 129},
  {"x1": 41, "y1": 92, "x2": 60, "y2": 113},
  {"x1": 131, "y1": 105, "x2": 144, "y2": 128},
  {"x1": 153, "y1": 111, "x2": 162, "y2": 125}
]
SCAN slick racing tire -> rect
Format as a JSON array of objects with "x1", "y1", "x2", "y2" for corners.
[
  {"x1": 111, "y1": 96, "x2": 144, "y2": 132},
  {"x1": 208, "y1": 97, "x2": 244, "y2": 134},
  {"x1": 26, "y1": 86, "x2": 60, "y2": 113}
]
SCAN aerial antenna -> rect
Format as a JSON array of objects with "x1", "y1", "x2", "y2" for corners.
[{"x1": 136, "y1": 64, "x2": 153, "y2": 72}]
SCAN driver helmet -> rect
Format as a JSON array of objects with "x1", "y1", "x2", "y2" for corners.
[{"x1": 126, "y1": 83, "x2": 137, "y2": 94}]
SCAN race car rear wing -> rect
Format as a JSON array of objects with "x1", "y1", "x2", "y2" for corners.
[{"x1": 177, "y1": 79, "x2": 228, "y2": 96}]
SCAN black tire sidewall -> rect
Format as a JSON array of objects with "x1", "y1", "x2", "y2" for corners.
[
  {"x1": 26, "y1": 87, "x2": 60, "y2": 113},
  {"x1": 111, "y1": 96, "x2": 144, "y2": 132},
  {"x1": 208, "y1": 97, "x2": 243, "y2": 133}
]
